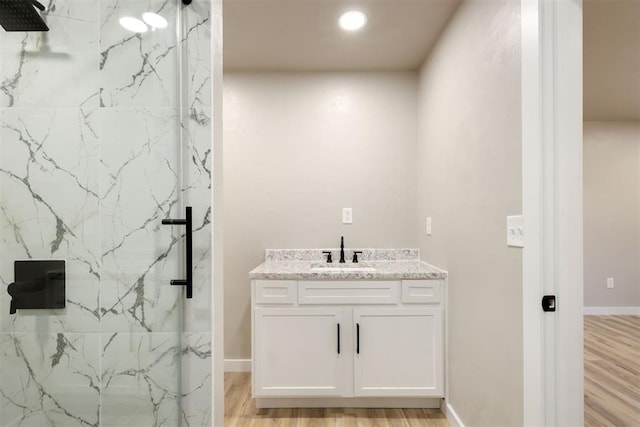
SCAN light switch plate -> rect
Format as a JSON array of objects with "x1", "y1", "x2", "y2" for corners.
[
  {"x1": 426, "y1": 217, "x2": 432, "y2": 235},
  {"x1": 507, "y1": 215, "x2": 524, "y2": 247},
  {"x1": 342, "y1": 208, "x2": 353, "y2": 224}
]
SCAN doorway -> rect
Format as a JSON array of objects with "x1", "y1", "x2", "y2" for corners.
[
  {"x1": 223, "y1": 1, "x2": 525, "y2": 426},
  {"x1": 583, "y1": 0, "x2": 640, "y2": 424}
]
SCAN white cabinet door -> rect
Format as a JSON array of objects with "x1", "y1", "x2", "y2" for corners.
[
  {"x1": 353, "y1": 307, "x2": 443, "y2": 397},
  {"x1": 253, "y1": 307, "x2": 348, "y2": 397}
]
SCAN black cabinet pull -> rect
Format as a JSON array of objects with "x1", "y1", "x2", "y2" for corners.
[
  {"x1": 356, "y1": 323, "x2": 360, "y2": 354},
  {"x1": 162, "y1": 206, "x2": 193, "y2": 298},
  {"x1": 337, "y1": 323, "x2": 340, "y2": 354}
]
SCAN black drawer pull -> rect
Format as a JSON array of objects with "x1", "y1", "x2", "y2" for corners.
[
  {"x1": 356, "y1": 323, "x2": 360, "y2": 354},
  {"x1": 337, "y1": 323, "x2": 340, "y2": 354}
]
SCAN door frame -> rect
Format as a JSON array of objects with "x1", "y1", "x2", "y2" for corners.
[
  {"x1": 521, "y1": 0, "x2": 584, "y2": 425},
  {"x1": 212, "y1": 0, "x2": 224, "y2": 424}
]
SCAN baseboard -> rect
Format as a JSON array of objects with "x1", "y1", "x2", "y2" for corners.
[
  {"x1": 445, "y1": 402, "x2": 465, "y2": 427},
  {"x1": 224, "y1": 358, "x2": 252, "y2": 372},
  {"x1": 583, "y1": 306, "x2": 640, "y2": 315},
  {"x1": 256, "y1": 397, "x2": 441, "y2": 409}
]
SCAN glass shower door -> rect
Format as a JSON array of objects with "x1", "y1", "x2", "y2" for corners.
[{"x1": 0, "y1": 0, "x2": 212, "y2": 424}]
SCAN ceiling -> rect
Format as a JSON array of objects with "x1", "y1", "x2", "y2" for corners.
[
  {"x1": 224, "y1": 0, "x2": 640, "y2": 121},
  {"x1": 584, "y1": 0, "x2": 640, "y2": 121},
  {"x1": 223, "y1": 0, "x2": 461, "y2": 71}
]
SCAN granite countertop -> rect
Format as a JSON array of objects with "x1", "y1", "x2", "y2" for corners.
[{"x1": 249, "y1": 249, "x2": 447, "y2": 280}]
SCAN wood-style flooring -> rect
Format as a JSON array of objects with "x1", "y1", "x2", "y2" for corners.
[
  {"x1": 584, "y1": 315, "x2": 640, "y2": 426},
  {"x1": 224, "y1": 372, "x2": 449, "y2": 426}
]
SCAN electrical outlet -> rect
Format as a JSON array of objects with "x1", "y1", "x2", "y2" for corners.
[
  {"x1": 607, "y1": 277, "x2": 614, "y2": 289},
  {"x1": 507, "y1": 215, "x2": 524, "y2": 247},
  {"x1": 426, "y1": 217, "x2": 432, "y2": 235},
  {"x1": 342, "y1": 208, "x2": 353, "y2": 224}
]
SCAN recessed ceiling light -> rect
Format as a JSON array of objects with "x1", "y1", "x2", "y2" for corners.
[
  {"x1": 119, "y1": 17, "x2": 148, "y2": 33},
  {"x1": 339, "y1": 10, "x2": 367, "y2": 32},
  {"x1": 142, "y1": 12, "x2": 168, "y2": 29}
]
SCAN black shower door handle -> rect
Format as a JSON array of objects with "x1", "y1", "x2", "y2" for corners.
[{"x1": 162, "y1": 206, "x2": 193, "y2": 298}]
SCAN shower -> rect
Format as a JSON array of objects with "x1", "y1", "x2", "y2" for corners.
[
  {"x1": 0, "y1": 0, "x2": 49, "y2": 31},
  {"x1": 0, "y1": 0, "x2": 215, "y2": 423}
]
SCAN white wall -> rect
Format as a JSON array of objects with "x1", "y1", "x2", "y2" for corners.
[
  {"x1": 416, "y1": 0, "x2": 522, "y2": 425},
  {"x1": 223, "y1": 72, "x2": 419, "y2": 359},
  {"x1": 584, "y1": 121, "x2": 640, "y2": 309},
  {"x1": 583, "y1": 0, "x2": 640, "y2": 121}
]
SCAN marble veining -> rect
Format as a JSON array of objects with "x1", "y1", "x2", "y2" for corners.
[
  {"x1": 101, "y1": 332, "x2": 211, "y2": 427},
  {"x1": 0, "y1": 333, "x2": 101, "y2": 427},
  {"x1": 0, "y1": 107, "x2": 101, "y2": 333},
  {"x1": 99, "y1": 0, "x2": 177, "y2": 108},
  {"x1": 0, "y1": 0, "x2": 213, "y2": 423},
  {"x1": 98, "y1": 107, "x2": 182, "y2": 333},
  {"x1": 0, "y1": 0, "x2": 100, "y2": 109},
  {"x1": 252, "y1": 249, "x2": 446, "y2": 280}
]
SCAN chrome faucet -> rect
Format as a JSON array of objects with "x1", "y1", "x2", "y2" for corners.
[{"x1": 339, "y1": 236, "x2": 346, "y2": 263}]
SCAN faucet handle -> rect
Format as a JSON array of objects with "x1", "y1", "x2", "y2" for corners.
[
  {"x1": 352, "y1": 251, "x2": 363, "y2": 263},
  {"x1": 322, "y1": 251, "x2": 333, "y2": 263}
]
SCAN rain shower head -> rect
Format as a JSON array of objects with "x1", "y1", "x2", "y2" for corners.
[{"x1": 0, "y1": 0, "x2": 49, "y2": 32}]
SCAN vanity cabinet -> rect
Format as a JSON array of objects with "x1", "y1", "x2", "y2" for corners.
[
  {"x1": 253, "y1": 307, "x2": 347, "y2": 396},
  {"x1": 353, "y1": 307, "x2": 442, "y2": 397},
  {"x1": 251, "y1": 279, "x2": 445, "y2": 403}
]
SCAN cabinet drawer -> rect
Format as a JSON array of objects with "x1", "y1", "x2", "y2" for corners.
[
  {"x1": 298, "y1": 281, "x2": 399, "y2": 305},
  {"x1": 255, "y1": 280, "x2": 297, "y2": 304},
  {"x1": 401, "y1": 280, "x2": 441, "y2": 304}
]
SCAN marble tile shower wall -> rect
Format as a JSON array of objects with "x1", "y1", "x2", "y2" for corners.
[{"x1": 0, "y1": 0, "x2": 213, "y2": 425}]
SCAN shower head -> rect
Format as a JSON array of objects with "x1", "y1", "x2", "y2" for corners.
[{"x1": 0, "y1": 0, "x2": 49, "y2": 32}]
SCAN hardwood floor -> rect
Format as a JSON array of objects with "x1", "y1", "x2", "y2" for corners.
[
  {"x1": 584, "y1": 315, "x2": 640, "y2": 426},
  {"x1": 224, "y1": 372, "x2": 450, "y2": 426}
]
